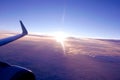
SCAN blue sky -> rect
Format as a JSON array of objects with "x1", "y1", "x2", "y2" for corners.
[{"x1": 0, "y1": 0, "x2": 120, "y2": 39}]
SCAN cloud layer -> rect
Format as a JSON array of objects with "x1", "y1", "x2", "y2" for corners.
[{"x1": 0, "y1": 34, "x2": 120, "y2": 80}]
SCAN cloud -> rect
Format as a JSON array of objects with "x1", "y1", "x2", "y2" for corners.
[{"x1": 0, "y1": 34, "x2": 120, "y2": 80}]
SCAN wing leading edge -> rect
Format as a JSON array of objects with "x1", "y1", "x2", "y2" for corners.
[{"x1": 0, "y1": 20, "x2": 28, "y2": 46}]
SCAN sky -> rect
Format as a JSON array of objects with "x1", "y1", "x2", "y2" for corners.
[{"x1": 0, "y1": 0, "x2": 120, "y2": 39}]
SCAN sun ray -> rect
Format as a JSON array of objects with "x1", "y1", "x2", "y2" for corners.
[{"x1": 53, "y1": 32, "x2": 67, "y2": 54}]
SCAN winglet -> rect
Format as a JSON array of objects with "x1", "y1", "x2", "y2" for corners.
[{"x1": 20, "y1": 20, "x2": 28, "y2": 35}]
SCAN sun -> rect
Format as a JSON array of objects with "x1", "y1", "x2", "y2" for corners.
[
  {"x1": 53, "y1": 32, "x2": 67, "y2": 43},
  {"x1": 52, "y1": 31, "x2": 67, "y2": 54}
]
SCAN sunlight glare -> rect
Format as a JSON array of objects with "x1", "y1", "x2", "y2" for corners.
[
  {"x1": 53, "y1": 32, "x2": 67, "y2": 54},
  {"x1": 55, "y1": 32, "x2": 66, "y2": 43}
]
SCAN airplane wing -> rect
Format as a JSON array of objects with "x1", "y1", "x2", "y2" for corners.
[
  {"x1": 0, "y1": 21, "x2": 35, "y2": 80},
  {"x1": 0, "y1": 20, "x2": 28, "y2": 46}
]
